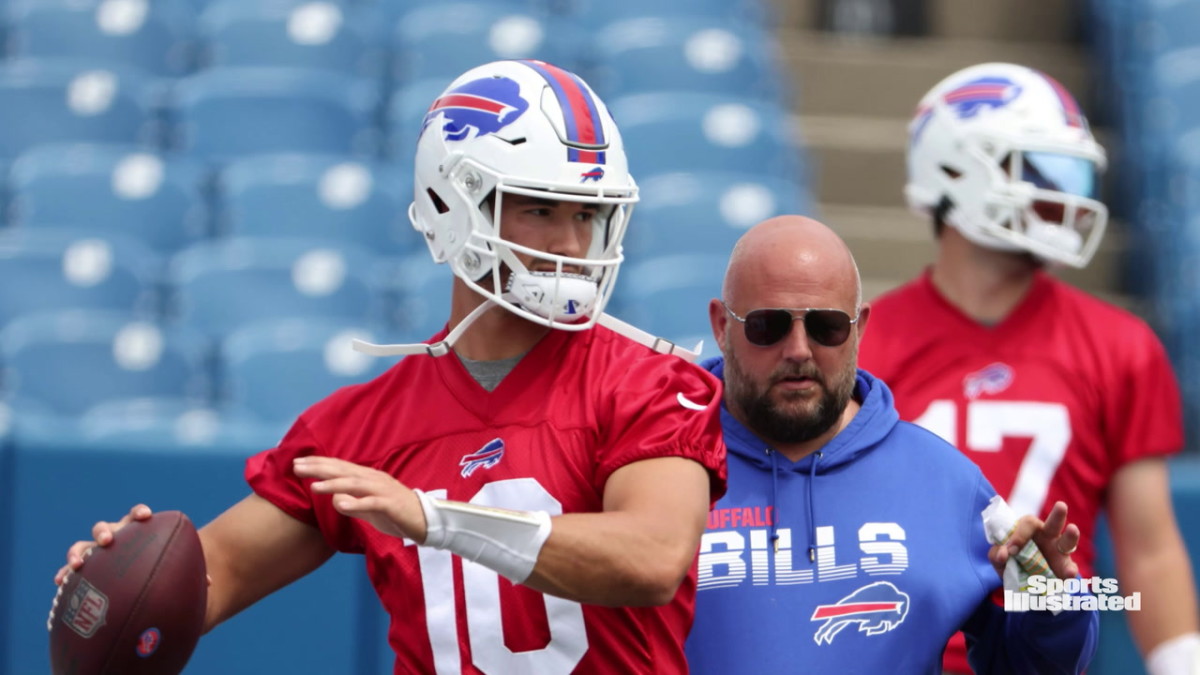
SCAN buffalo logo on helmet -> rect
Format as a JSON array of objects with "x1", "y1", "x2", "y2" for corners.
[
  {"x1": 580, "y1": 167, "x2": 604, "y2": 183},
  {"x1": 423, "y1": 77, "x2": 530, "y2": 142},
  {"x1": 941, "y1": 76, "x2": 1023, "y2": 119},
  {"x1": 810, "y1": 581, "x2": 910, "y2": 645}
]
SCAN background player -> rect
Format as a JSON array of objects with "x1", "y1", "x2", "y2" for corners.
[
  {"x1": 859, "y1": 62, "x2": 1200, "y2": 675},
  {"x1": 55, "y1": 59, "x2": 726, "y2": 674}
]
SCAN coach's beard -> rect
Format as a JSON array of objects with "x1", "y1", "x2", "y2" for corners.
[{"x1": 727, "y1": 354, "x2": 857, "y2": 445}]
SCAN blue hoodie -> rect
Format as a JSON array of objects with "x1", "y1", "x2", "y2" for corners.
[{"x1": 686, "y1": 360, "x2": 1098, "y2": 674}]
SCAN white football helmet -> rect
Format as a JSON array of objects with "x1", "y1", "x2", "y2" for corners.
[
  {"x1": 410, "y1": 59, "x2": 638, "y2": 330},
  {"x1": 906, "y1": 62, "x2": 1108, "y2": 268}
]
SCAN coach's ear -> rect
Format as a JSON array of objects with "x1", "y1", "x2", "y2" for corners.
[
  {"x1": 709, "y1": 298, "x2": 729, "y2": 354},
  {"x1": 855, "y1": 303, "x2": 871, "y2": 341}
]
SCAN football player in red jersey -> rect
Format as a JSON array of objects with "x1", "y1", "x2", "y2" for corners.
[
  {"x1": 859, "y1": 62, "x2": 1200, "y2": 675},
  {"x1": 56, "y1": 60, "x2": 727, "y2": 674}
]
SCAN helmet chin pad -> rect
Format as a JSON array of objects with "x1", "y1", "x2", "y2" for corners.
[{"x1": 505, "y1": 271, "x2": 598, "y2": 322}]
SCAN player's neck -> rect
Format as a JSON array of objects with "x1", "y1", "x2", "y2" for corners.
[
  {"x1": 930, "y1": 231, "x2": 1038, "y2": 325},
  {"x1": 448, "y1": 281, "x2": 551, "y2": 361}
]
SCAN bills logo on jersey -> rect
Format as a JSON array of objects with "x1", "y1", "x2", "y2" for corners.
[
  {"x1": 942, "y1": 76, "x2": 1022, "y2": 119},
  {"x1": 963, "y1": 362, "x2": 1014, "y2": 399},
  {"x1": 423, "y1": 77, "x2": 529, "y2": 142},
  {"x1": 811, "y1": 581, "x2": 910, "y2": 645},
  {"x1": 460, "y1": 438, "x2": 506, "y2": 478}
]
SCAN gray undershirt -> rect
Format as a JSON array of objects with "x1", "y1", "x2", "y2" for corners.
[{"x1": 457, "y1": 352, "x2": 524, "y2": 392}]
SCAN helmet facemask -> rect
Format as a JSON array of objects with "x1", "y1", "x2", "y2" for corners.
[{"x1": 949, "y1": 132, "x2": 1108, "y2": 268}]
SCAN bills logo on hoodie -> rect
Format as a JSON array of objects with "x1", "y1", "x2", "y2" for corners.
[{"x1": 811, "y1": 581, "x2": 910, "y2": 644}]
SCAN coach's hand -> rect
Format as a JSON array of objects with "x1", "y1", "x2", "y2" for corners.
[{"x1": 988, "y1": 500, "x2": 1081, "y2": 580}]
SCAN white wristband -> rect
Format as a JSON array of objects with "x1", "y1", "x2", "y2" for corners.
[
  {"x1": 1147, "y1": 633, "x2": 1200, "y2": 675},
  {"x1": 415, "y1": 489, "x2": 552, "y2": 583}
]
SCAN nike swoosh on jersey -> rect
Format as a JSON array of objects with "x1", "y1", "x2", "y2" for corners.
[{"x1": 677, "y1": 392, "x2": 706, "y2": 411}]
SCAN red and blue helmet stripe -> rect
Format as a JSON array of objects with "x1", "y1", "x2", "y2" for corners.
[
  {"x1": 520, "y1": 60, "x2": 607, "y2": 165},
  {"x1": 1040, "y1": 73, "x2": 1088, "y2": 130}
]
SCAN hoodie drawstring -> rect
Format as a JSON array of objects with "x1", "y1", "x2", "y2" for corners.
[
  {"x1": 768, "y1": 448, "x2": 780, "y2": 552},
  {"x1": 807, "y1": 451, "x2": 822, "y2": 563}
]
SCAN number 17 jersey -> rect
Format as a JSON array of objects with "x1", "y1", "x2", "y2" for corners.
[
  {"x1": 859, "y1": 269, "x2": 1183, "y2": 578},
  {"x1": 859, "y1": 269, "x2": 1182, "y2": 675}
]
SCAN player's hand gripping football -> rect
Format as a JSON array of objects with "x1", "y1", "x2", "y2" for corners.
[
  {"x1": 293, "y1": 456, "x2": 429, "y2": 543},
  {"x1": 53, "y1": 504, "x2": 154, "y2": 586},
  {"x1": 988, "y1": 500, "x2": 1081, "y2": 580}
]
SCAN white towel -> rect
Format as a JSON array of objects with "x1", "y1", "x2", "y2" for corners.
[{"x1": 981, "y1": 496, "x2": 1061, "y2": 615}]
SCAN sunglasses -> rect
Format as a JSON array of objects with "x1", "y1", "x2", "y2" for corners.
[{"x1": 722, "y1": 301, "x2": 860, "y2": 347}]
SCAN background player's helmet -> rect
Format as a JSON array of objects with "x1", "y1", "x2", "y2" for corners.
[
  {"x1": 411, "y1": 59, "x2": 638, "y2": 330},
  {"x1": 905, "y1": 62, "x2": 1108, "y2": 268}
]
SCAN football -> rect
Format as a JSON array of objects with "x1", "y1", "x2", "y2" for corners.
[{"x1": 48, "y1": 510, "x2": 208, "y2": 675}]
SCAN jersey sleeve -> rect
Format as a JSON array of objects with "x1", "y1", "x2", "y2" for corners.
[
  {"x1": 594, "y1": 354, "x2": 727, "y2": 503},
  {"x1": 245, "y1": 416, "x2": 364, "y2": 554},
  {"x1": 1103, "y1": 322, "x2": 1184, "y2": 466}
]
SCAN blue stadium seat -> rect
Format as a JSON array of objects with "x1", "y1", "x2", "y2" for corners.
[
  {"x1": 588, "y1": 16, "x2": 786, "y2": 102},
  {"x1": 215, "y1": 153, "x2": 415, "y2": 255},
  {"x1": 3, "y1": 0, "x2": 197, "y2": 77},
  {"x1": 0, "y1": 309, "x2": 207, "y2": 416},
  {"x1": 387, "y1": 251, "x2": 452, "y2": 341},
  {"x1": 609, "y1": 91, "x2": 807, "y2": 182},
  {"x1": 219, "y1": 317, "x2": 392, "y2": 425},
  {"x1": 392, "y1": 3, "x2": 576, "y2": 83},
  {"x1": 198, "y1": 0, "x2": 387, "y2": 80},
  {"x1": 168, "y1": 236, "x2": 385, "y2": 338},
  {"x1": 8, "y1": 143, "x2": 210, "y2": 255},
  {"x1": 169, "y1": 67, "x2": 380, "y2": 162},
  {"x1": 0, "y1": 228, "x2": 159, "y2": 329},
  {"x1": 624, "y1": 170, "x2": 816, "y2": 258},
  {"x1": 554, "y1": 0, "x2": 771, "y2": 28},
  {"x1": 0, "y1": 59, "x2": 158, "y2": 161},
  {"x1": 607, "y1": 252, "x2": 725, "y2": 361}
]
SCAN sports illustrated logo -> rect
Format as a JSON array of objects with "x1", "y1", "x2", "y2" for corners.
[
  {"x1": 963, "y1": 362, "x2": 1014, "y2": 399},
  {"x1": 811, "y1": 581, "x2": 910, "y2": 645},
  {"x1": 942, "y1": 76, "x2": 1023, "y2": 119},
  {"x1": 62, "y1": 579, "x2": 109, "y2": 638},
  {"x1": 423, "y1": 76, "x2": 530, "y2": 142},
  {"x1": 460, "y1": 438, "x2": 506, "y2": 478},
  {"x1": 580, "y1": 167, "x2": 604, "y2": 183},
  {"x1": 136, "y1": 627, "x2": 161, "y2": 658},
  {"x1": 1004, "y1": 575, "x2": 1141, "y2": 612}
]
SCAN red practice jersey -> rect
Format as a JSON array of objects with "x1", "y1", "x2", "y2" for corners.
[
  {"x1": 247, "y1": 324, "x2": 727, "y2": 675},
  {"x1": 859, "y1": 269, "x2": 1183, "y2": 674}
]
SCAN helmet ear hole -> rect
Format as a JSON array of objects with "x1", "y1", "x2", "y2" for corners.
[{"x1": 426, "y1": 188, "x2": 450, "y2": 215}]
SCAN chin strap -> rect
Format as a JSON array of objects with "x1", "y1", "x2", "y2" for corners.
[
  {"x1": 596, "y1": 314, "x2": 703, "y2": 362},
  {"x1": 352, "y1": 303, "x2": 703, "y2": 363},
  {"x1": 352, "y1": 300, "x2": 497, "y2": 358}
]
